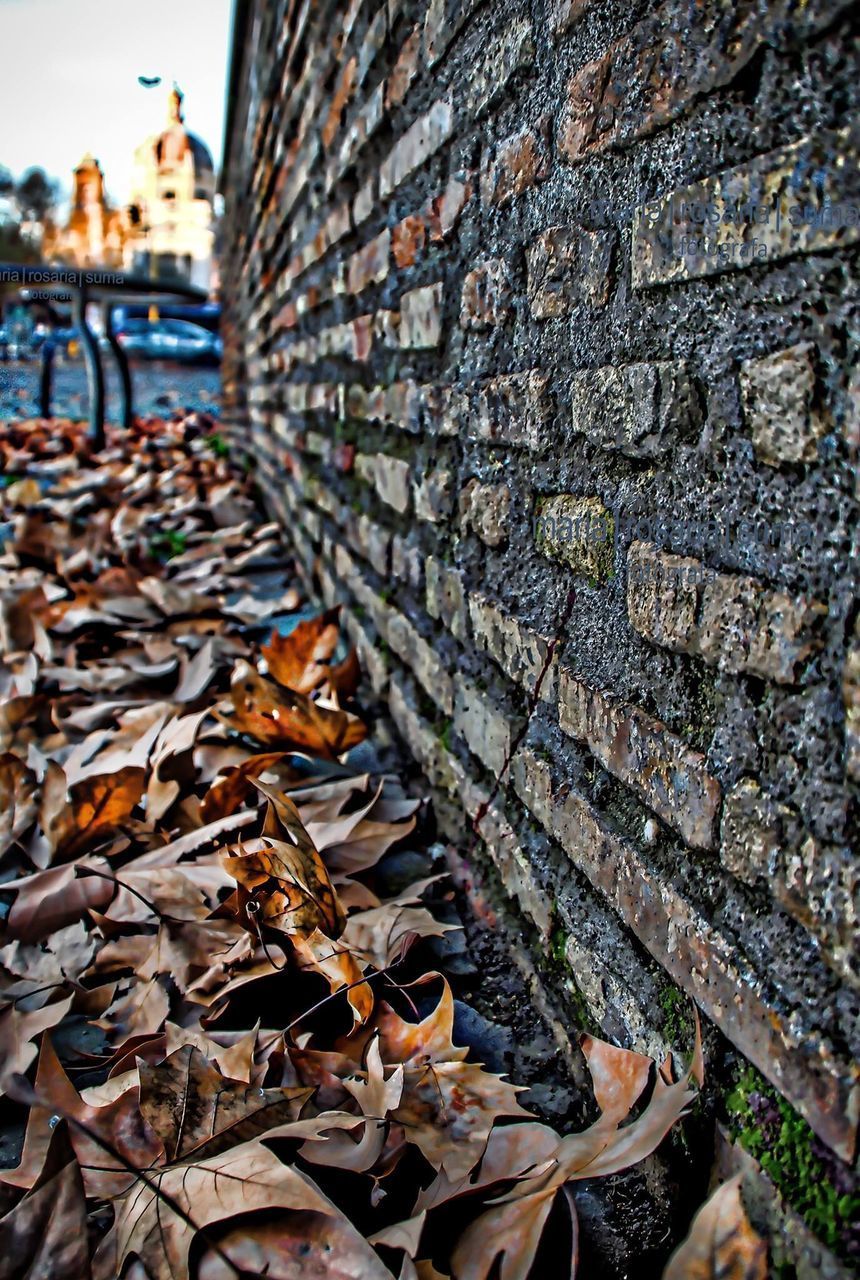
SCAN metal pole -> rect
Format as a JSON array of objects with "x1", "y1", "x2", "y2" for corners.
[
  {"x1": 101, "y1": 300, "x2": 133, "y2": 430},
  {"x1": 72, "y1": 285, "x2": 105, "y2": 448},
  {"x1": 38, "y1": 337, "x2": 55, "y2": 419}
]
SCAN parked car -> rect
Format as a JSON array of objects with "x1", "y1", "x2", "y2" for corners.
[{"x1": 115, "y1": 318, "x2": 221, "y2": 365}]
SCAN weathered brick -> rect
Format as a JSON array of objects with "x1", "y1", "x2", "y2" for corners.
[
  {"x1": 698, "y1": 575, "x2": 826, "y2": 684},
  {"x1": 388, "y1": 676, "x2": 467, "y2": 795},
  {"x1": 509, "y1": 745, "x2": 553, "y2": 830},
  {"x1": 627, "y1": 542, "x2": 827, "y2": 684},
  {"x1": 429, "y1": 174, "x2": 472, "y2": 239},
  {"x1": 458, "y1": 479, "x2": 511, "y2": 547},
  {"x1": 470, "y1": 594, "x2": 557, "y2": 703},
  {"x1": 626, "y1": 541, "x2": 702, "y2": 651},
  {"x1": 550, "y1": 0, "x2": 589, "y2": 36},
  {"x1": 348, "y1": 513, "x2": 390, "y2": 576},
  {"x1": 392, "y1": 214, "x2": 427, "y2": 268},
  {"x1": 474, "y1": 799, "x2": 554, "y2": 939},
  {"x1": 414, "y1": 467, "x2": 453, "y2": 523},
  {"x1": 391, "y1": 533, "x2": 425, "y2": 589},
  {"x1": 536, "y1": 495, "x2": 614, "y2": 580},
  {"x1": 347, "y1": 229, "x2": 390, "y2": 294},
  {"x1": 460, "y1": 258, "x2": 512, "y2": 329},
  {"x1": 423, "y1": 0, "x2": 482, "y2": 66},
  {"x1": 570, "y1": 362, "x2": 702, "y2": 459},
  {"x1": 465, "y1": 17, "x2": 534, "y2": 118},
  {"x1": 453, "y1": 675, "x2": 512, "y2": 775},
  {"x1": 480, "y1": 121, "x2": 551, "y2": 206},
  {"x1": 527, "y1": 226, "x2": 614, "y2": 317},
  {"x1": 387, "y1": 610, "x2": 454, "y2": 713},
  {"x1": 399, "y1": 282, "x2": 444, "y2": 348},
  {"x1": 463, "y1": 371, "x2": 552, "y2": 450},
  {"x1": 740, "y1": 343, "x2": 825, "y2": 466},
  {"x1": 559, "y1": 0, "x2": 855, "y2": 166},
  {"x1": 541, "y1": 776, "x2": 858, "y2": 1161},
  {"x1": 380, "y1": 99, "x2": 454, "y2": 197},
  {"x1": 342, "y1": 606, "x2": 389, "y2": 695},
  {"x1": 845, "y1": 619, "x2": 860, "y2": 783},
  {"x1": 386, "y1": 26, "x2": 420, "y2": 108},
  {"x1": 721, "y1": 779, "x2": 795, "y2": 887},
  {"x1": 321, "y1": 56, "x2": 356, "y2": 149},
  {"x1": 558, "y1": 668, "x2": 722, "y2": 849},
  {"x1": 426, "y1": 556, "x2": 468, "y2": 640},
  {"x1": 633, "y1": 125, "x2": 860, "y2": 287},
  {"x1": 353, "y1": 178, "x2": 375, "y2": 225},
  {"x1": 372, "y1": 454, "x2": 412, "y2": 514},
  {"x1": 720, "y1": 780, "x2": 856, "y2": 981}
]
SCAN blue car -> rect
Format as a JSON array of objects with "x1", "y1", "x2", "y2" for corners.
[{"x1": 116, "y1": 318, "x2": 221, "y2": 366}]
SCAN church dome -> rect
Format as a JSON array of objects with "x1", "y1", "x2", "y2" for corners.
[{"x1": 186, "y1": 133, "x2": 215, "y2": 177}]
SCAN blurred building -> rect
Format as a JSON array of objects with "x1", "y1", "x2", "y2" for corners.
[
  {"x1": 125, "y1": 87, "x2": 216, "y2": 290},
  {"x1": 43, "y1": 153, "x2": 127, "y2": 268}
]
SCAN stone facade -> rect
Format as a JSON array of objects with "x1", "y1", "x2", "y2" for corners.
[{"x1": 220, "y1": 0, "x2": 860, "y2": 1257}]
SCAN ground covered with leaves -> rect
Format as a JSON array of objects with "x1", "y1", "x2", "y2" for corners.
[{"x1": 0, "y1": 415, "x2": 762, "y2": 1279}]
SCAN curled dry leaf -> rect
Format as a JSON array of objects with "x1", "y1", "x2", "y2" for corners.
[
  {"x1": 662, "y1": 1176, "x2": 767, "y2": 1280},
  {"x1": 4, "y1": 857, "x2": 115, "y2": 943},
  {"x1": 0, "y1": 1125, "x2": 92, "y2": 1280},
  {"x1": 41, "y1": 766, "x2": 145, "y2": 861},
  {"x1": 199, "y1": 749, "x2": 286, "y2": 822},
  {"x1": 261, "y1": 607, "x2": 341, "y2": 694},
  {"x1": 292, "y1": 927, "x2": 375, "y2": 1026},
  {"x1": 227, "y1": 658, "x2": 367, "y2": 758},
  {"x1": 221, "y1": 786, "x2": 345, "y2": 940},
  {"x1": 95, "y1": 1137, "x2": 392, "y2": 1280},
  {"x1": 138, "y1": 1044, "x2": 311, "y2": 1161},
  {"x1": 0, "y1": 751, "x2": 38, "y2": 856}
]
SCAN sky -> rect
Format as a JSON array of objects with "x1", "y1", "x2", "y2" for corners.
[{"x1": 0, "y1": 0, "x2": 234, "y2": 210}]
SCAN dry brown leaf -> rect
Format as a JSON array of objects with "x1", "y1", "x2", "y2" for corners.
[
  {"x1": 372, "y1": 978, "x2": 469, "y2": 1068},
  {"x1": 0, "y1": 751, "x2": 38, "y2": 856},
  {"x1": 261, "y1": 607, "x2": 341, "y2": 694},
  {"x1": 226, "y1": 659, "x2": 367, "y2": 757},
  {"x1": 2, "y1": 1035, "x2": 162, "y2": 1199},
  {"x1": 394, "y1": 1060, "x2": 531, "y2": 1182},
  {"x1": 98, "y1": 976, "x2": 170, "y2": 1041},
  {"x1": 95, "y1": 1136, "x2": 391, "y2": 1280},
  {"x1": 195, "y1": 1213, "x2": 390, "y2": 1280},
  {"x1": 0, "y1": 993, "x2": 73, "y2": 1095},
  {"x1": 0, "y1": 1125, "x2": 92, "y2": 1280},
  {"x1": 342, "y1": 897, "x2": 457, "y2": 970},
  {"x1": 221, "y1": 786, "x2": 345, "y2": 939},
  {"x1": 199, "y1": 750, "x2": 286, "y2": 822},
  {"x1": 138, "y1": 1044, "x2": 310, "y2": 1160},
  {"x1": 662, "y1": 1176, "x2": 767, "y2": 1280},
  {"x1": 42, "y1": 766, "x2": 145, "y2": 860},
  {"x1": 6, "y1": 858, "x2": 115, "y2": 943},
  {"x1": 292, "y1": 927, "x2": 375, "y2": 1026}
]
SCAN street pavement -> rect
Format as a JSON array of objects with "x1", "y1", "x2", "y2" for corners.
[{"x1": 0, "y1": 357, "x2": 221, "y2": 422}]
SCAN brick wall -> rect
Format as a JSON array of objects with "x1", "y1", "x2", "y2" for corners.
[{"x1": 220, "y1": 0, "x2": 859, "y2": 1246}]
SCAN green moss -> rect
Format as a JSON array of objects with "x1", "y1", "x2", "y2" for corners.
[
  {"x1": 149, "y1": 530, "x2": 187, "y2": 561},
  {"x1": 726, "y1": 1066, "x2": 859, "y2": 1256},
  {"x1": 658, "y1": 982, "x2": 694, "y2": 1045},
  {"x1": 437, "y1": 719, "x2": 454, "y2": 752},
  {"x1": 546, "y1": 927, "x2": 598, "y2": 1035},
  {"x1": 550, "y1": 927, "x2": 568, "y2": 966},
  {"x1": 205, "y1": 433, "x2": 230, "y2": 458}
]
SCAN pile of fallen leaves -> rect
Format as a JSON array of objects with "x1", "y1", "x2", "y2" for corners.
[{"x1": 0, "y1": 414, "x2": 764, "y2": 1279}]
